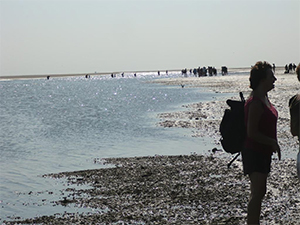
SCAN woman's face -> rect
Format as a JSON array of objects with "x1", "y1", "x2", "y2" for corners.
[{"x1": 263, "y1": 69, "x2": 277, "y2": 92}]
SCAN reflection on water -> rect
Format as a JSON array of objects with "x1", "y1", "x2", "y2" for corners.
[{"x1": 0, "y1": 72, "x2": 224, "y2": 220}]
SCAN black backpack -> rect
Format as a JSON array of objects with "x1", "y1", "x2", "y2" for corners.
[{"x1": 220, "y1": 92, "x2": 246, "y2": 168}]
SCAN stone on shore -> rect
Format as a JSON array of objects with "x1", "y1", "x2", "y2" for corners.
[{"x1": 5, "y1": 155, "x2": 299, "y2": 224}]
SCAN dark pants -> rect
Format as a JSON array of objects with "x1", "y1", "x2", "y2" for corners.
[{"x1": 241, "y1": 148, "x2": 271, "y2": 176}]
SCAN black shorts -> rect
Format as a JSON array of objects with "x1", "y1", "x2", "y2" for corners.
[{"x1": 241, "y1": 148, "x2": 272, "y2": 175}]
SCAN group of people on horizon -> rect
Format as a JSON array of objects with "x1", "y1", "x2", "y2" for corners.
[
  {"x1": 242, "y1": 61, "x2": 299, "y2": 224},
  {"x1": 181, "y1": 66, "x2": 228, "y2": 77},
  {"x1": 44, "y1": 63, "x2": 299, "y2": 81},
  {"x1": 284, "y1": 63, "x2": 297, "y2": 74}
]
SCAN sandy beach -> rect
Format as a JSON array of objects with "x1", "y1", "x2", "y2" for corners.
[{"x1": 4, "y1": 72, "x2": 300, "y2": 224}]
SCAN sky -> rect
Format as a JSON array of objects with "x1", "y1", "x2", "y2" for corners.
[{"x1": 0, "y1": 0, "x2": 299, "y2": 76}]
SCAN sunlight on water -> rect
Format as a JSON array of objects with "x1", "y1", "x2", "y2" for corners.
[{"x1": 0, "y1": 72, "x2": 225, "y2": 220}]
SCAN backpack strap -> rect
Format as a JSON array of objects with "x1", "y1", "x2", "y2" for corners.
[{"x1": 239, "y1": 92, "x2": 245, "y2": 102}]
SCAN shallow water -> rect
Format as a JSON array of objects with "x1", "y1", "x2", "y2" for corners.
[{"x1": 0, "y1": 72, "x2": 230, "y2": 220}]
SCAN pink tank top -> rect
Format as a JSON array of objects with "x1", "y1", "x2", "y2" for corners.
[{"x1": 244, "y1": 96, "x2": 278, "y2": 155}]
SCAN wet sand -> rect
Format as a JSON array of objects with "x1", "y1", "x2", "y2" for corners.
[{"x1": 4, "y1": 72, "x2": 300, "y2": 224}]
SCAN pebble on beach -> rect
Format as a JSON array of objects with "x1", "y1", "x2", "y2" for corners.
[
  {"x1": 4, "y1": 155, "x2": 299, "y2": 224},
  {"x1": 4, "y1": 73, "x2": 300, "y2": 225}
]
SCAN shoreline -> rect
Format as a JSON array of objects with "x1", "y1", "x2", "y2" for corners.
[
  {"x1": 0, "y1": 66, "x2": 290, "y2": 81},
  {"x1": 154, "y1": 73, "x2": 299, "y2": 158},
  {"x1": 0, "y1": 69, "x2": 181, "y2": 81},
  {"x1": 0, "y1": 72, "x2": 116, "y2": 80},
  {"x1": 5, "y1": 155, "x2": 299, "y2": 224},
  {"x1": 3, "y1": 72, "x2": 300, "y2": 224}
]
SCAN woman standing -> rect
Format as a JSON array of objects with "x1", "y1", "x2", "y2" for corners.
[
  {"x1": 242, "y1": 61, "x2": 281, "y2": 225},
  {"x1": 289, "y1": 63, "x2": 300, "y2": 180}
]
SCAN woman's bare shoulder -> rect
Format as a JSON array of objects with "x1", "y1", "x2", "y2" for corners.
[{"x1": 248, "y1": 99, "x2": 264, "y2": 114}]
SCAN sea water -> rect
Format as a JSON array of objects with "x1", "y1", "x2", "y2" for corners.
[{"x1": 0, "y1": 72, "x2": 231, "y2": 221}]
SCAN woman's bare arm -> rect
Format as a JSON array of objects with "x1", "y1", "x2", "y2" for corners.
[{"x1": 247, "y1": 100, "x2": 281, "y2": 159}]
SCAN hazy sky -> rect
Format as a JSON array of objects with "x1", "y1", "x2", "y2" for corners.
[{"x1": 1, "y1": 0, "x2": 299, "y2": 76}]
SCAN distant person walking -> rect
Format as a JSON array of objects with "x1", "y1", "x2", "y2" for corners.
[
  {"x1": 289, "y1": 63, "x2": 300, "y2": 180},
  {"x1": 242, "y1": 61, "x2": 281, "y2": 225}
]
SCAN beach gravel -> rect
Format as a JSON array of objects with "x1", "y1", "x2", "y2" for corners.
[
  {"x1": 4, "y1": 73, "x2": 300, "y2": 224},
  {"x1": 5, "y1": 155, "x2": 299, "y2": 224},
  {"x1": 156, "y1": 74, "x2": 299, "y2": 154}
]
